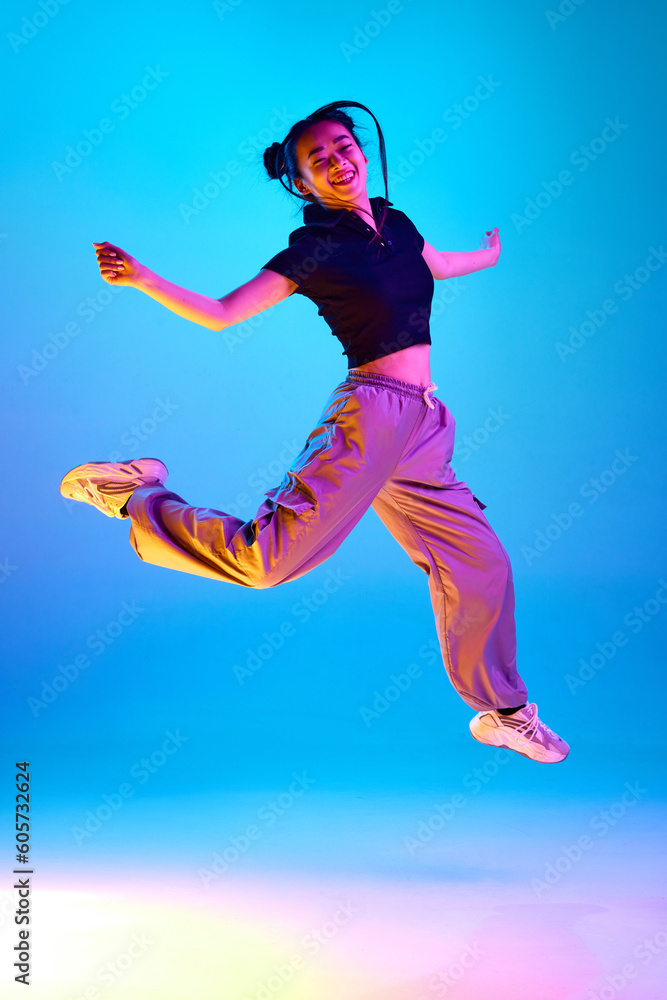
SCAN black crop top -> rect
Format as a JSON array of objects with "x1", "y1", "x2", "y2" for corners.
[{"x1": 261, "y1": 196, "x2": 435, "y2": 368}]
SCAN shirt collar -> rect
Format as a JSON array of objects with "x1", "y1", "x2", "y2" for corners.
[{"x1": 302, "y1": 195, "x2": 393, "y2": 230}]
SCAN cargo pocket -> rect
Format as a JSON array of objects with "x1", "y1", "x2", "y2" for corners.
[
  {"x1": 243, "y1": 475, "x2": 317, "y2": 550},
  {"x1": 262, "y1": 473, "x2": 317, "y2": 515},
  {"x1": 472, "y1": 494, "x2": 487, "y2": 510}
]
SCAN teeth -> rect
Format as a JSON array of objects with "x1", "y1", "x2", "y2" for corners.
[{"x1": 332, "y1": 171, "x2": 354, "y2": 185}]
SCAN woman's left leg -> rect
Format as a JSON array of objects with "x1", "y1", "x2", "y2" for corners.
[
  {"x1": 368, "y1": 386, "x2": 569, "y2": 762},
  {"x1": 372, "y1": 477, "x2": 527, "y2": 713},
  {"x1": 367, "y1": 392, "x2": 528, "y2": 713}
]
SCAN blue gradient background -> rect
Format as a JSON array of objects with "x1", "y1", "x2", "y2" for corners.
[{"x1": 1, "y1": 1, "x2": 666, "y2": 997}]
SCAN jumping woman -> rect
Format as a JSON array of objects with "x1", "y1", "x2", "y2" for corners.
[{"x1": 61, "y1": 100, "x2": 569, "y2": 764}]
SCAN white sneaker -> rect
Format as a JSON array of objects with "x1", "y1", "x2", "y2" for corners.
[
  {"x1": 469, "y1": 703, "x2": 570, "y2": 763},
  {"x1": 59, "y1": 458, "x2": 168, "y2": 519}
]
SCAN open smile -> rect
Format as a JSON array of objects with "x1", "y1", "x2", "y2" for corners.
[{"x1": 331, "y1": 170, "x2": 356, "y2": 186}]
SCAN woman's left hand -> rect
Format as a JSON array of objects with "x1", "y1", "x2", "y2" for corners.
[{"x1": 479, "y1": 226, "x2": 500, "y2": 265}]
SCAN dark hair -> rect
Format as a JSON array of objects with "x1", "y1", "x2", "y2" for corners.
[{"x1": 263, "y1": 100, "x2": 389, "y2": 249}]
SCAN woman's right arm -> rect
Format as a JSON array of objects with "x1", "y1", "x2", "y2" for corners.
[{"x1": 92, "y1": 241, "x2": 297, "y2": 331}]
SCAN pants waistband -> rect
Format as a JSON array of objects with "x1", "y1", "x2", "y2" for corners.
[{"x1": 345, "y1": 368, "x2": 439, "y2": 408}]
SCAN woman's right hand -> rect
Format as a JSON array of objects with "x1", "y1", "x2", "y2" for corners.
[{"x1": 92, "y1": 241, "x2": 144, "y2": 287}]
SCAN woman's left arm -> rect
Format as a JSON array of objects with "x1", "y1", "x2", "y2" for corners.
[{"x1": 422, "y1": 227, "x2": 500, "y2": 280}]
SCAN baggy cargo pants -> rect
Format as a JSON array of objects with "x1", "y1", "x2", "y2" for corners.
[{"x1": 126, "y1": 369, "x2": 528, "y2": 712}]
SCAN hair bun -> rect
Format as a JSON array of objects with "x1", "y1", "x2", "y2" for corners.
[{"x1": 263, "y1": 141, "x2": 284, "y2": 180}]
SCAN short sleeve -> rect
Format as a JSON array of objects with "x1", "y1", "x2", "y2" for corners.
[
  {"x1": 390, "y1": 208, "x2": 425, "y2": 252},
  {"x1": 261, "y1": 235, "x2": 316, "y2": 292}
]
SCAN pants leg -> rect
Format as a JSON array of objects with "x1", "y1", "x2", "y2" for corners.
[
  {"x1": 125, "y1": 378, "x2": 425, "y2": 589},
  {"x1": 370, "y1": 394, "x2": 528, "y2": 712}
]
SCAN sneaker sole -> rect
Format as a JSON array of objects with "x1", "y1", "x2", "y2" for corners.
[
  {"x1": 469, "y1": 719, "x2": 569, "y2": 764},
  {"x1": 59, "y1": 458, "x2": 169, "y2": 500}
]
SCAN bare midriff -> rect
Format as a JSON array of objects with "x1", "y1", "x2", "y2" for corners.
[{"x1": 352, "y1": 343, "x2": 432, "y2": 387}]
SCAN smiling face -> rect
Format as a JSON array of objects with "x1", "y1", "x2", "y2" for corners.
[{"x1": 293, "y1": 119, "x2": 369, "y2": 208}]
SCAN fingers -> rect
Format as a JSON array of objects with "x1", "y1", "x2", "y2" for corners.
[
  {"x1": 99, "y1": 260, "x2": 125, "y2": 275},
  {"x1": 93, "y1": 241, "x2": 124, "y2": 259},
  {"x1": 93, "y1": 241, "x2": 125, "y2": 274},
  {"x1": 94, "y1": 245, "x2": 120, "y2": 259}
]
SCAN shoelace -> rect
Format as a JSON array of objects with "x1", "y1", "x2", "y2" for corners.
[
  {"x1": 423, "y1": 382, "x2": 438, "y2": 409},
  {"x1": 500, "y1": 703, "x2": 559, "y2": 745}
]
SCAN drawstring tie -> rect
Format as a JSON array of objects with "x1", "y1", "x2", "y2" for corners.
[{"x1": 422, "y1": 382, "x2": 438, "y2": 409}]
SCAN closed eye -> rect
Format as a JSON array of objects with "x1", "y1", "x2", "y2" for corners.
[{"x1": 314, "y1": 144, "x2": 353, "y2": 165}]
